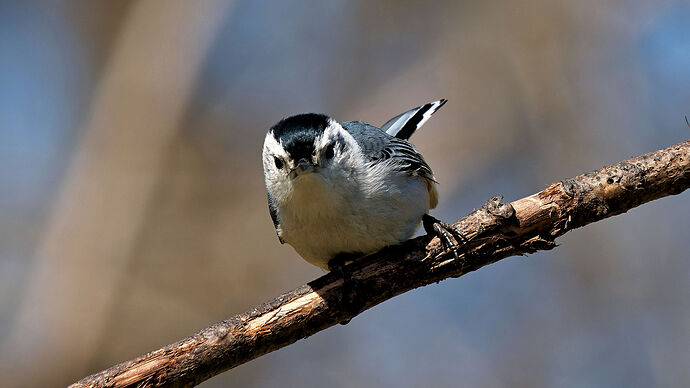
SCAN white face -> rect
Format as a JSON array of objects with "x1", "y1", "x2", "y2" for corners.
[{"x1": 262, "y1": 119, "x2": 359, "y2": 203}]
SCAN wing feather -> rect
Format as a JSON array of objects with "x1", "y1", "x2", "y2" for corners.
[
  {"x1": 341, "y1": 121, "x2": 438, "y2": 208},
  {"x1": 267, "y1": 190, "x2": 284, "y2": 243}
]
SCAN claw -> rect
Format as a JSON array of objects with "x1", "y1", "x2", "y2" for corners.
[
  {"x1": 423, "y1": 214, "x2": 468, "y2": 261},
  {"x1": 328, "y1": 254, "x2": 364, "y2": 325}
]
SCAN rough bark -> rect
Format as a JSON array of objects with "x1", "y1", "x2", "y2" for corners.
[{"x1": 72, "y1": 139, "x2": 689, "y2": 388}]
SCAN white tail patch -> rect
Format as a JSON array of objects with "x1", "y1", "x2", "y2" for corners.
[{"x1": 381, "y1": 99, "x2": 447, "y2": 140}]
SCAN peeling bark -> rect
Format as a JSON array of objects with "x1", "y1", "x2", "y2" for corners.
[{"x1": 72, "y1": 139, "x2": 690, "y2": 388}]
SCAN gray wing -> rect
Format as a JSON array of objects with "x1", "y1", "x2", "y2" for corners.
[
  {"x1": 341, "y1": 121, "x2": 436, "y2": 181},
  {"x1": 267, "y1": 190, "x2": 284, "y2": 244}
]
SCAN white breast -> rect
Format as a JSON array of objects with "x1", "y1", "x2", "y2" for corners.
[{"x1": 278, "y1": 165, "x2": 432, "y2": 269}]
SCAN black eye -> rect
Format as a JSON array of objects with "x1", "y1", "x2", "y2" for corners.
[
  {"x1": 274, "y1": 156, "x2": 283, "y2": 169},
  {"x1": 324, "y1": 143, "x2": 335, "y2": 159}
]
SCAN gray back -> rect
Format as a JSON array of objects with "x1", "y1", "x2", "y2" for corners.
[{"x1": 341, "y1": 121, "x2": 435, "y2": 180}]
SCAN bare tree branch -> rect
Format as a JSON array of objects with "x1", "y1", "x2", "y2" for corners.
[{"x1": 72, "y1": 139, "x2": 690, "y2": 388}]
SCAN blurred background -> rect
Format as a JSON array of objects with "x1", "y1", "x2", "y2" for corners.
[{"x1": 1, "y1": 0, "x2": 689, "y2": 386}]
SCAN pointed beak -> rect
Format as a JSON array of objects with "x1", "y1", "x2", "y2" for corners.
[{"x1": 289, "y1": 159, "x2": 319, "y2": 179}]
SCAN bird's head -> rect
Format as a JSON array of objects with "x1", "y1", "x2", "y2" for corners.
[{"x1": 262, "y1": 113, "x2": 358, "y2": 199}]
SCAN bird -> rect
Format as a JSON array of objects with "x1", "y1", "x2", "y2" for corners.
[{"x1": 262, "y1": 99, "x2": 461, "y2": 272}]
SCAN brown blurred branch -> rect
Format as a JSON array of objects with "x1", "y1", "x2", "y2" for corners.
[
  {"x1": 72, "y1": 139, "x2": 689, "y2": 388},
  {"x1": 4, "y1": 2, "x2": 234, "y2": 386}
]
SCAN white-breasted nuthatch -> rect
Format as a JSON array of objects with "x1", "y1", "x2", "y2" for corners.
[{"x1": 262, "y1": 99, "x2": 459, "y2": 271}]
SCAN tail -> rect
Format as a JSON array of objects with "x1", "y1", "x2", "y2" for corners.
[{"x1": 380, "y1": 99, "x2": 447, "y2": 140}]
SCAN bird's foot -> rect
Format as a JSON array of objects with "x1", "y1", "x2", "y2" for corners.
[
  {"x1": 327, "y1": 254, "x2": 365, "y2": 325},
  {"x1": 422, "y1": 214, "x2": 469, "y2": 261}
]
